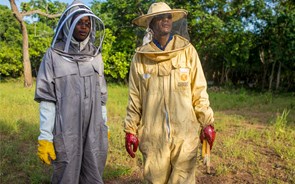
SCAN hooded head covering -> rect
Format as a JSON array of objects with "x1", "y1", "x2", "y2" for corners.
[
  {"x1": 51, "y1": 0, "x2": 105, "y2": 58},
  {"x1": 133, "y1": 2, "x2": 190, "y2": 49},
  {"x1": 132, "y1": 2, "x2": 187, "y2": 28}
]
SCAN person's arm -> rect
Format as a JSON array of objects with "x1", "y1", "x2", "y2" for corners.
[
  {"x1": 38, "y1": 101, "x2": 55, "y2": 141},
  {"x1": 189, "y1": 46, "x2": 216, "y2": 149},
  {"x1": 34, "y1": 49, "x2": 57, "y2": 165},
  {"x1": 124, "y1": 55, "x2": 141, "y2": 158},
  {"x1": 100, "y1": 59, "x2": 108, "y2": 124},
  {"x1": 124, "y1": 55, "x2": 142, "y2": 135},
  {"x1": 190, "y1": 46, "x2": 214, "y2": 127},
  {"x1": 34, "y1": 49, "x2": 56, "y2": 103}
]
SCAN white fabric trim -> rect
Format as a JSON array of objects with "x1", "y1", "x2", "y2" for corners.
[
  {"x1": 38, "y1": 101, "x2": 56, "y2": 142},
  {"x1": 102, "y1": 105, "x2": 107, "y2": 124}
]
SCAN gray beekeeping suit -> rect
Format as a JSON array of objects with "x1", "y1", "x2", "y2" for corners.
[{"x1": 34, "y1": 1, "x2": 108, "y2": 183}]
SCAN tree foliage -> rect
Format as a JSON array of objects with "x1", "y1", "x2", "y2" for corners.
[
  {"x1": 1, "y1": 0, "x2": 294, "y2": 91},
  {"x1": 28, "y1": 22, "x2": 53, "y2": 75},
  {"x1": 7, "y1": 0, "x2": 64, "y2": 87},
  {"x1": 0, "y1": 5, "x2": 23, "y2": 77},
  {"x1": 102, "y1": 28, "x2": 129, "y2": 82}
]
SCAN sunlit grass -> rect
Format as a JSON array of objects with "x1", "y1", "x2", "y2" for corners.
[
  {"x1": 0, "y1": 80, "x2": 294, "y2": 183},
  {"x1": 210, "y1": 105, "x2": 294, "y2": 182}
]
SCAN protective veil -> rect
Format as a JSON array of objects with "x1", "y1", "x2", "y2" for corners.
[
  {"x1": 124, "y1": 2, "x2": 214, "y2": 184},
  {"x1": 35, "y1": 1, "x2": 108, "y2": 183}
]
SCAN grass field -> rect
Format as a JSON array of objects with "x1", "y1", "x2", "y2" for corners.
[{"x1": 0, "y1": 79, "x2": 294, "y2": 184}]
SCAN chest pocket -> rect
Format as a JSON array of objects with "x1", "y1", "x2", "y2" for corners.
[
  {"x1": 171, "y1": 56, "x2": 191, "y2": 92},
  {"x1": 137, "y1": 61, "x2": 159, "y2": 95},
  {"x1": 53, "y1": 57, "x2": 79, "y2": 78},
  {"x1": 53, "y1": 57, "x2": 80, "y2": 98}
]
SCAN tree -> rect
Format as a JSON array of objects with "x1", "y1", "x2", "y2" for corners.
[
  {"x1": 28, "y1": 22, "x2": 53, "y2": 76},
  {"x1": 9, "y1": 0, "x2": 63, "y2": 87},
  {"x1": 254, "y1": 0, "x2": 295, "y2": 91},
  {"x1": 0, "y1": 5, "x2": 22, "y2": 78},
  {"x1": 42, "y1": 0, "x2": 292, "y2": 90},
  {"x1": 91, "y1": 0, "x2": 153, "y2": 82}
]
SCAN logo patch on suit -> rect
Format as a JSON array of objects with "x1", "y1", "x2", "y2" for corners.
[
  {"x1": 178, "y1": 68, "x2": 189, "y2": 87},
  {"x1": 180, "y1": 74, "x2": 188, "y2": 81}
]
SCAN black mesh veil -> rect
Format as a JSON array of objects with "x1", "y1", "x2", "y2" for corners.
[{"x1": 134, "y1": 15, "x2": 190, "y2": 48}]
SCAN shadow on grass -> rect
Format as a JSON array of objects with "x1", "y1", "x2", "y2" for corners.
[
  {"x1": 1, "y1": 119, "x2": 142, "y2": 183},
  {"x1": 0, "y1": 119, "x2": 52, "y2": 184}
]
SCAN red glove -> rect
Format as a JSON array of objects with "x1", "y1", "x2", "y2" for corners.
[
  {"x1": 125, "y1": 133, "x2": 139, "y2": 158},
  {"x1": 200, "y1": 125, "x2": 216, "y2": 150}
]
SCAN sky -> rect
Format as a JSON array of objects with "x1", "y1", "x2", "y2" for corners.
[
  {"x1": 0, "y1": 0, "x2": 93, "y2": 9},
  {"x1": 0, "y1": 0, "x2": 94, "y2": 23}
]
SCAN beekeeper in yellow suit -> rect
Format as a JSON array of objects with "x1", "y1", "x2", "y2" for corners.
[{"x1": 124, "y1": 2, "x2": 216, "y2": 184}]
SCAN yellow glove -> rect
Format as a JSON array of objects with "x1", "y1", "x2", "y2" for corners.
[{"x1": 37, "y1": 140, "x2": 56, "y2": 165}]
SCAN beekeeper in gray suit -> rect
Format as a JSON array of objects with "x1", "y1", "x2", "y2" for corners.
[{"x1": 34, "y1": 1, "x2": 108, "y2": 183}]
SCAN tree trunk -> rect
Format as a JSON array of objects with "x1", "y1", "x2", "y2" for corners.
[
  {"x1": 21, "y1": 21, "x2": 33, "y2": 87},
  {"x1": 259, "y1": 48, "x2": 267, "y2": 90},
  {"x1": 262, "y1": 64, "x2": 267, "y2": 90},
  {"x1": 220, "y1": 62, "x2": 225, "y2": 85},
  {"x1": 269, "y1": 61, "x2": 276, "y2": 92},
  {"x1": 10, "y1": 0, "x2": 32, "y2": 88},
  {"x1": 275, "y1": 61, "x2": 281, "y2": 91},
  {"x1": 10, "y1": 0, "x2": 61, "y2": 88},
  {"x1": 225, "y1": 67, "x2": 230, "y2": 84}
]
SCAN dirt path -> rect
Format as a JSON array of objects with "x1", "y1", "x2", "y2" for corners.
[{"x1": 104, "y1": 110, "x2": 292, "y2": 184}]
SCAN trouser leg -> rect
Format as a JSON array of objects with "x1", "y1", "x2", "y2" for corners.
[
  {"x1": 168, "y1": 137, "x2": 198, "y2": 184},
  {"x1": 79, "y1": 115, "x2": 108, "y2": 184},
  {"x1": 142, "y1": 136, "x2": 198, "y2": 184},
  {"x1": 142, "y1": 142, "x2": 171, "y2": 184},
  {"x1": 51, "y1": 150, "x2": 82, "y2": 184}
]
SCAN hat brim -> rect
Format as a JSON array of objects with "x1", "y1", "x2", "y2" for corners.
[{"x1": 132, "y1": 9, "x2": 188, "y2": 28}]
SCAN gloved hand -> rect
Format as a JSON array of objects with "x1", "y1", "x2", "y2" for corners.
[
  {"x1": 125, "y1": 133, "x2": 139, "y2": 158},
  {"x1": 200, "y1": 125, "x2": 216, "y2": 150},
  {"x1": 38, "y1": 140, "x2": 56, "y2": 165}
]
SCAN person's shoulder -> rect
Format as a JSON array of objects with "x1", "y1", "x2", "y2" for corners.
[
  {"x1": 42, "y1": 47, "x2": 63, "y2": 64},
  {"x1": 135, "y1": 43, "x2": 154, "y2": 53},
  {"x1": 131, "y1": 52, "x2": 140, "y2": 61},
  {"x1": 173, "y1": 35, "x2": 190, "y2": 43},
  {"x1": 172, "y1": 35, "x2": 192, "y2": 50},
  {"x1": 41, "y1": 47, "x2": 53, "y2": 60},
  {"x1": 52, "y1": 41, "x2": 65, "y2": 51}
]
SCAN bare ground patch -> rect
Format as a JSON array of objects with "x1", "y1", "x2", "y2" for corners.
[{"x1": 104, "y1": 111, "x2": 294, "y2": 184}]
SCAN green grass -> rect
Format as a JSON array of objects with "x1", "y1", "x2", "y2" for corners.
[
  {"x1": 211, "y1": 108, "x2": 295, "y2": 183},
  {"x1": 0, "y1": 80, "x2": 294, "y2": 183},
  {"x1": 210, "y1": 88, "x2": 295, "y2": 124}
]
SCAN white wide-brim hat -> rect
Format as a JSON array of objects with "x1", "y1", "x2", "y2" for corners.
[{"x1": 132, "y1": 2, "x2": 187, "y2": 28}]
